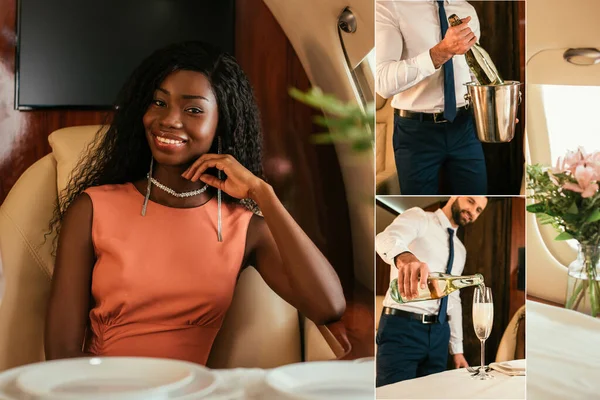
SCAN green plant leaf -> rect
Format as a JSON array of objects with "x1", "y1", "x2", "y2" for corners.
[
  {"x1": 526, "y1": 203, "x2": 546, "y2": 213},
  {"x1": 352, "y1": 140, "x2": 373, "y2": 152},
  {"x1": 563, "y1": 214, "x2": 580, "y2": 223},
  {"x1": 310, "y1": 133, "x2": 352, "y2": 144},
  {"x1": 586, "y1": 208, "x2": 600, "y2": 223},
  {"x1": 567, "y1": 202, "x2": 579, "y2": 214},
  {"x1": 289, "y1": 86, "x2": 374, "y2": 154},
  {"x1": 555, "y1": 231, "x2": 574, "y2": 241},
  {"x1": 536, "y1": 213, "x2": 554, "y2": 225}
]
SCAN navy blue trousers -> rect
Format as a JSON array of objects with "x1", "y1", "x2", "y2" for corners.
[
  {"x1": 393, "y1": 110, "x2": 487, "y2": 195},
  {"x1": 376, "y1": 313, "x2": 451, "y2": 387}
]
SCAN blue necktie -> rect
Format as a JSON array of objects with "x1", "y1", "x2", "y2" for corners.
[
  {"x1": 437, "y1": 1, "x2": 457, "y2": 122},
  {"x1": 438, "y1": 227, "x2": 455, "y2": 323}
]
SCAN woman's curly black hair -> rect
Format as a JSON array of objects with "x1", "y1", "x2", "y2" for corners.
[{"x1": 48, "y1": 41, "x2": 264, "y2": 247}]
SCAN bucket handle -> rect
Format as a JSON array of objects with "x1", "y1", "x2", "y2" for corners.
[
  {"x1": 464, "y1": 91, "x2": 522, "y2": 108},
  {"x1": 464, "y1": 93, "x2": 471, "y2": 110}
]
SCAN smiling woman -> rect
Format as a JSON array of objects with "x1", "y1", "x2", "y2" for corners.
[
  {"x1": 144, "y1": 71, "x2": 219, "y2": 169},
  {"x1": 43, "y1": 41, "x2": 346, "y2": 365}
]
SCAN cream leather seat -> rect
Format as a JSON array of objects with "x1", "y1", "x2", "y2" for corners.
[
  {"x1": 495, "y1": 304, "x2": 526, "y2": 362},
  {"x1": 0, "y1": 125, "x2": 343, "y2": 372},
  {"x1": 375, "y1": 95, "x2": 398, "y2": 194}
]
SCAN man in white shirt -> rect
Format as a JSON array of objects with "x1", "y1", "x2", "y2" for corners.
[
  {"x1": 376, "y1": 1, "x2": 487, "y2": 195},
  {"x1": 375, "y1": 196, "x2": 488, "y2": 387}
]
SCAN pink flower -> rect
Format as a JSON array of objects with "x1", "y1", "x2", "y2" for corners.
[
  {"x1": 562, "y1": 165, "x2": 600, "y2": 198},
  {"x1": 562, "y1": 148, "x2": 587, "y2": 175},
  {"x1": 552, "y1": 157, "x2": 565, "y2": 174},
  {"x1": 587, "y1": 151, "x2": 600, "y2": 163},
  {"x1": 584, "y1": 152, "x2": 600, "y2": 176}
]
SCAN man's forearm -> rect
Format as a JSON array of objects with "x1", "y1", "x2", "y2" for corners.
[{"x1": 430, "y1": 44, "x2": 453, "y2": 69}]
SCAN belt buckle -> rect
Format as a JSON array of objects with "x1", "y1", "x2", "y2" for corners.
[
  {"x1": 421, "y1": 314, "x2": 435, "y2": 324},
  {"x1": 432, "y1": 112, "x2": 447, "y2": 124}
]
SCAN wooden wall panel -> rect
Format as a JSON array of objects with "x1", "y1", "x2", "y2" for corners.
[
  {"x1": 233, "y1": 0, "x2": 354, "y2": 289},
  {"x1": 510, "y1": 197, "x2": 526, "y2": 319}
]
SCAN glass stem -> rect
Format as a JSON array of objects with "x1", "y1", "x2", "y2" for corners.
[{"x1": 480, "y1": 339, "x2": 485, "y2": 372}]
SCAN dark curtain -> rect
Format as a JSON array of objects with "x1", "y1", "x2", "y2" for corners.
[
  {"x1": 468, "y1": 1, "x2": 526, "y2": 195},
  {"x1": 459, "y1": 198, "x2": 513, "y2": 366}
]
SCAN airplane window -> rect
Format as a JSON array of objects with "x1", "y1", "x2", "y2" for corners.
[
  {"x1": 532, "y1": 84, "x2": 600, "y2": 258},
  {"x1": 541, "y1": 85, "x2": 600, "y2": 161}
]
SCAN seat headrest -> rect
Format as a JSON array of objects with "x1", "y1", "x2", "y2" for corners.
[{"x1": 47, "y1": 125, "x2": 106, "y2": 196}]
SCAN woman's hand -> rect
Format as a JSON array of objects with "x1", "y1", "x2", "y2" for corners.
[{"x1": 181, "y1": 153, "x2": 264, "y2": 200}]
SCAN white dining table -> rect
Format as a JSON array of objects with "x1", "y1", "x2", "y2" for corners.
[
  {"x1": 376, "y1": 366, "x2": 525, "y2": 399},
  {"x1": 527, "y1": 300, "x2": 600, "y2": 400}
]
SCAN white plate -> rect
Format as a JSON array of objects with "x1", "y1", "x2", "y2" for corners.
[
  {"x1": 13, "y1": 357, "x2": 217, "y2": 400},
  {"x1": 265, "y1": 361, "x2": 374, "y2": 400}
]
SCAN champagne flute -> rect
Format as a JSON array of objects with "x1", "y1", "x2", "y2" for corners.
[{"x1": 472, "y1": 286, "x2": 494, "y2": 380}]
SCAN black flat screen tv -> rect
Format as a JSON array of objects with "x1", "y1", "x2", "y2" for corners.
[{"x1": 16, "y1": 0, "x2": 235, "y2": 110}]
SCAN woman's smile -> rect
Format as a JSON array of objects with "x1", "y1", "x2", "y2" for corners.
[{"x1": 150, "y1": 131, "x2": 188, "y2": 152}]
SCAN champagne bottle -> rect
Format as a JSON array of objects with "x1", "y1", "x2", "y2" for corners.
[
  {"x1": 389, "y1": 272, "x2": 484, "y2": 304},
  {"x1": 447, "y1": 14, "x2": 504, "y2": 85}
]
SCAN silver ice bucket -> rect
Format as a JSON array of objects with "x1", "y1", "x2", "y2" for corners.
[{"x1": 464, "y1": 81, "x2": 522, "y2": 143}]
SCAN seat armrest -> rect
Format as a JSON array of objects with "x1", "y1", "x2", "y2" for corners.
[{"x1": 303, "y1": 317, "x2": 351, "y2": 361}]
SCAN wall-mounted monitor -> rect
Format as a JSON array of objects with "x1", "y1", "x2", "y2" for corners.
[{"x1": 16, "y1": 0, "x2": 235, "y2": 110}]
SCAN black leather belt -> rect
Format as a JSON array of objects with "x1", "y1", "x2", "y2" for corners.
[
  {"x1": 382, "y1": 306, "x2": 450, "y2": 324},
  {"x1": 394, "y1": 106, "x2": 469, "y2": 123}
]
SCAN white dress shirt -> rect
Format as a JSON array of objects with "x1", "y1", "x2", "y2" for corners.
[
  {"x1": 376, "y1": 207, "x2": 466, "y2": 354},
  {"x1": 375, "y1": 0, "x2": 480, "y2": 112}
]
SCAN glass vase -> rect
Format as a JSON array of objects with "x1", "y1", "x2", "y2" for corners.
[{"x1": 565, "y1": 243, "x2": 600, "y2": 317}]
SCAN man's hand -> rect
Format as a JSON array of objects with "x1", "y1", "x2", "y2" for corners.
[
  {"x1": 394, "y1": 252, "x2": 429, "y2": 300},
  {"x1": 453, "y1": 353, "x2": 469, "y2": 369},
  {"x1": 430, "y1": 16, "x2": 477, "y2": 69}
]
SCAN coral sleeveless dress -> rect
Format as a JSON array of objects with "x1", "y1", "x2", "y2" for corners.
[{"x1": 83, "y1": 183, "x2": 253, "y2": 365}]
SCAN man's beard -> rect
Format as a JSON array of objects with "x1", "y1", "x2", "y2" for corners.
[{"x1": 451, "y1": 202, "x2": 473, "y2": 227}]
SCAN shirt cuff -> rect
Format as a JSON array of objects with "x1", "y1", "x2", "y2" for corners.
[
  {"x1": 449, "y1": 341, "x2": 463, "y2": 355},
  {"x1": 376, "y1": 236, "x2": 410, "y2": 266},
  {"x1": 416, "y1": 49, "x2": 438, "y2": 76}
]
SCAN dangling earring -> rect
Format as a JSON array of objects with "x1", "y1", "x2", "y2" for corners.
[
  {"x1": 217, "y1": 136, "x2": 223, "y2": 242},
  {"x1": 141, "y1": 157, "x2": 153, "y2": 216}
]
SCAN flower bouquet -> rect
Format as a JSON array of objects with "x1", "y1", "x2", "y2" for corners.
[{"x1": 527, "y1": 147, "x2": 600, "y2": 317}]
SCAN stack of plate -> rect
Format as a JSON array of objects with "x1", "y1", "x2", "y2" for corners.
[
  {"x1": 264, "y1": 360, "x2": 374, "y2": 399},
  {"x1": 0, "y1": 358, "x2": 219, "y2": 399},
  {"x1": 0, "y1": 357, "x2": 375, "y2": 399}
]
